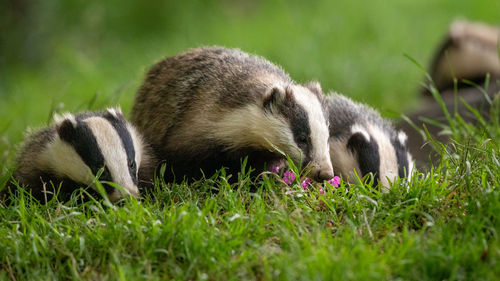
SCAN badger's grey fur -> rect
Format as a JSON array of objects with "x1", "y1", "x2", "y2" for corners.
[
  {"x1": 2, "y1": 108, "x2": 155, "y2": 203},
  {"x1": 131, "y1": 46, "x2": 334, "y2": 182},
  {"x1": 327, "y1": 93, "x2": 414, "y2": 189}
]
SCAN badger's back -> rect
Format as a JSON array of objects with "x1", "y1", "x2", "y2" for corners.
[{"x1": 131, "y1": 46, "x2": 291, "y2": 146}]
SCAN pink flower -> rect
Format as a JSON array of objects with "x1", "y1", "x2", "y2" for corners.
[
  {"x1": 271, "y1": 165, "x2": 280, "y2": 174},
  {"x1": 327, "y1": 176, "x2": 340, "y2": 187},
  {"x1": 319, "y1": 188, "x2": 324, "y2": 194},
  {"x1": 283, "y1": 170, "x2": 295, "y2": 185},
  {"x1": 301, "y1": 178, "x2": 311, "y2": 189}
]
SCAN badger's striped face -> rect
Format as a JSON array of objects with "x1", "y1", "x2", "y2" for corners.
[
  {"x1": 263, "y1": 84, "x2": 334, "y2": 181},
  {"x1": 329, "y1": 123, "x2": 414, "y2": 189},
  {"x1": 46, "y1": 108, "x2": 142, "y2": 202}
]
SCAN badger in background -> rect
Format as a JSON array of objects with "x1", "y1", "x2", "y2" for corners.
[
  {"x1": 400, "y1": 20, "x2": 499, "y2": 167},
  {"x1": 426, "y1": 20, "x2": 500, "y2": 94},
  {"x1": 327, "y1": 93, "x2": 414, "y2": 189}
]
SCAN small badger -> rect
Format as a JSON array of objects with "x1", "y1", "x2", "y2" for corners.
[
  {"x1": 327, "y1": 93, "x2": 414, "y2": 189},
  {"x1": 131, "y1": 46, "x2": 334, "y2": 182},
  {"x1": 2, "y1": 108, "x2": 155, "y2": 203}
]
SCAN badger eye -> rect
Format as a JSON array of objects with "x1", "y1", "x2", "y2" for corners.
[
  {"x1": 297, "y1": 135, "x2": 308, "y2": 146},
  {"x1": 129, "y1": 161, "x2": 137, "y2": 171}
]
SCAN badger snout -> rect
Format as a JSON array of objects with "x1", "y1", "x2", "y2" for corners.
[
  {"x1": 127, "y1": 186, "x2": 140, "y2": 198},
  {"x1": 309, "y1": 164, "x2": 334, "y2": 182},
  {"x1": 309, "y1": 154, "x2": 335, "y2": 182},
  {"x1": 316, "y1": 169, "x2": 335, "y2": 182},
  {"x1": 108, "y1": 185, "x2": 140, "y2": 203}
]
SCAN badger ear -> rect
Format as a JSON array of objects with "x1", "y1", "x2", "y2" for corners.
[
  {"x1": 397, "y1": 131, "x2": 408, "y2": 146},
  {"x1": 304, "y1": 81, "x2": 323, "y2": 96},
  {"x1": 106, "y1": 107, "x2": 124, "y2": 120},
  {"x1": 55, "y1": 115, "x2": 77, "y2": 141},
  {"x1": 54, "y1": 112, "x2": 76, "y2": 126},
  {"x1": 347, "y1": 125, "x2": 370, "y2": 152},
  {"x1": 263, "y1": 85, "x2": 287, "y2": 109}
]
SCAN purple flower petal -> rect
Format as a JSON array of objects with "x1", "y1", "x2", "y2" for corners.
[
  {"x1": 301, "y1": 178, "x2": 311, "y2": 189},
  {"x1": 283, "y1": 170, "x2": 296, "y2": 185},
  {"x1": 271, "y1": 165, "x2": 280, "y2": 174},
  {"x1": 327, "y1": 176, "x2": 341, "y2": 187}
]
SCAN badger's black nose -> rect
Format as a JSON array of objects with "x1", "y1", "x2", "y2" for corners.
[{"x1": 317, "y1": 169, "x2": 335, "y2": 182}]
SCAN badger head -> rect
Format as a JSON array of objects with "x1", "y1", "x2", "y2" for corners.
[
  {"x1": 45, "y1": 108, "x2": 144, "y2": 202},
  {"x1": 261, "y1": 82, "x2": 334, "y2": 181},
  {"x1": 329, "y1": 123, "x2": 414, "y2": 190}
]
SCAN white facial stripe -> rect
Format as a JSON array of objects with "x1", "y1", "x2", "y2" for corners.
[
  {"x1": 293, "y1": 86, "x2": 333, "y2": 176},
  {"x1": 398, "y1": 131, "x2": 408, "y2": 145},
  {"x1": 85, "y1": 117, "x2": 139, "y2": 200},
  {"x1": 407, "y1": 152, "x2": 415, "y2": 177},
  {"x1": 107, "y1": 107, "x2": 123, "y2": 119},
  {"x1": 329, "y1": 138, "x2": 360, "y2": 182},
  {"x1": 37, "y1": 137, "x2": 94, "y2": 185},
  {"x1": 367, "y1": 124, "x2": 398, "y2": 188},
  {"x1": 212, "y1": 104, "x2": 300, "y2": 158},
  {"x1": 54, "y1": 113, "x2": 77, "y2": 127}
]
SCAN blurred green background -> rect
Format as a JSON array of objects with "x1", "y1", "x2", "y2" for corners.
[{"x1": 0, "y1": 0, "x2": 499, "y2": 165}]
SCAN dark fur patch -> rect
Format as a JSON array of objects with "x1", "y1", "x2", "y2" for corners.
[
  {"x1": 159, "y1": 142, "x2": 283, "y2": 183},
  {"x1": 347, "y1": 132, "x2": 380, "y2": 185},
  {"x1": 57, "y1": 119, "x2": 105, "y2": 176},
  {"x1": 264, "y1": 86, "x2": 312, "y2": 164},
  {"x1": 7, "y1": 171, "x2": 104, "y2": 204},
  {"x1": 103, "y1": 113, "x2": 138, "y2": 185},
  {"x1": 392, "y1": 138, "x2": 410, "y2": 178}
]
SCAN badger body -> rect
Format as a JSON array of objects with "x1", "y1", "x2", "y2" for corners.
[
  {"x1": 131, "y1": 46, "x2": 334, "y2": 182},
  {"x1": 327, "y1": 93, "x2": 414, "y2": 189},
  {"x1": 3, "y1": 108, "x2": 155, "y2": 203}
]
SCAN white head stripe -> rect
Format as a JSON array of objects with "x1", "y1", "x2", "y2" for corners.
[
  {"x1": 85, "y1": 117, "x2": 139, "y2": 200},
  {"x1": 54, "y1": 112, "x2": 77, "y2": 127},
  {"x1": 292, "y1": 85, "x2": 333, "y2": 178},
  {"x1": 398, "y1": 131, "x2": 408, "y2": 145},
  {"x1": 351, "y1": 124, "x2": 371, "y2": 142},
  {"x1": 106, "y1": 107, "x2": 123, "y2": 118}
]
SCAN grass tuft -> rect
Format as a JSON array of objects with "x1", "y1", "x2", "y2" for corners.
[{"x1": 1, "y1": 89, "x2": 499, "y2": 279}]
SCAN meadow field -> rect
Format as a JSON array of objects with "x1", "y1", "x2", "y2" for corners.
[{"x1": 1, "y1": 0, "x2": 499, "y2": 279}]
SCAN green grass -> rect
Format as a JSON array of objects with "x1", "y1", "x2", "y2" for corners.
[
  {"x1": 1, "y1": 93, "x2": 499, "y2": 280},
  {"x1": 1, "y1": 0, "x2": 500, "y2": 280}
]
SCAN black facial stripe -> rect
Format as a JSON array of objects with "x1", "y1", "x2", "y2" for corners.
[
  {"x1": 103, "y1": 115, "x2": 138, "y2": 185},
  {"x1": 263, "y1": 88, "x2": 313, "y2": 164},
  {"x1": 59, "y1": 120, "x2": 105, "y2": 176},
  {"x1": 347, "y1": 134, "x2": 380, "y2": 185},
  {"x1": 290, "y1": 104, "x2": 311, "y2": 163},
  {"x1": 100, "y1": 166, "x2": 115, "y2": 194},
  {"x1": 392, "y1": 139, "x2": 409, "y2": 178},
  {"x1": 281, "y1": 103, "x2": 312, "y2": 164}
]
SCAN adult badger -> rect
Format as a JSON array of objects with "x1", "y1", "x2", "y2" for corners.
[
  {"x1": 327, "y1": 93, "x2": 414, "y2": 189},
  {"x1": 2, "y1": 108, "x2": 155, "y2": 203},
  {"x1": 131, "y1": 46, "x2": 334, "y2": 182}
]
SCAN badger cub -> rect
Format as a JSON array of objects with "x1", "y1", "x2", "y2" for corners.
[
  {"x1": 327, "y1": 93, "x2": 414, "y2": 189},
  {"x1": 131, "y1": 46, "x2": 334, "y2": 182},
  {"x1": 3, "y1": 108, "x2": 154, "y2": 203}
]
